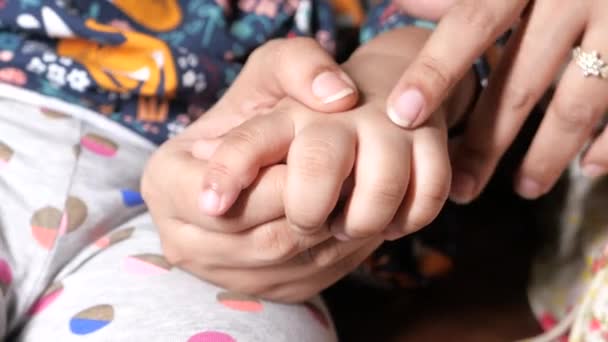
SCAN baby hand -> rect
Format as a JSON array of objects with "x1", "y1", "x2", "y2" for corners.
[{"x1": 196, "y1": 27, "x2": 474, "y2": 241}]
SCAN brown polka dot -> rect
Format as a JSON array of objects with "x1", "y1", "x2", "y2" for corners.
[
  {"x1": 74, "y1": 304, "x2": 114, "y2": 320},
  {"x1": 95, "y1": 227, "x2": 135, "y2": 248},
  {"x1": 43, "y1": 282, "x2": 63, "y2": 296},
  {"x1": 40, "y1": 108, "x2": 69, "y2": 119},
  {"x1": 65, "y1": 196, "x2": 87, "y2": 232},
  {"x1": 110, "y1": 227, "x2": 135, "y2": 244},
  {"x1": 31, "y1": 207, "x2": 63, "y2": 230},
  {"x1": 0, "y1": 142, "x2": 13, "y2": 163},
  {"x1": 133, "y1": 254, "x2": 171, "y2": 269}
]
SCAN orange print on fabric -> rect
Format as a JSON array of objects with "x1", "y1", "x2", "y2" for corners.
[
  {"x1": 111, "y1": 0, "x2": 183, "y2": 32},
  {"x1": 137, "y1": 97, "x2": 170, "y2": 122},
  {"x1": 331, "y1": 0, "x2": 364, "y2": 26},
  {"x1": 56, "y1": 20, "x2": 177, "y2": 98}
]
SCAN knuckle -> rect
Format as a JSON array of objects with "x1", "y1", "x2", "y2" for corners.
[
  {"x1": 254, "y1": 225, "x2": 299, "y2": 262},
  {"x1": 453, "y1": 0, "x2": 498, "y2": 36},
  {"x1": 551, "y1": 100, "x2": 598, "y2": 132},
  {"x1": 294, "y1": 139, "x2": 340, "y2": 179},
  {"x1": 252, "y1": 39, "x2": 285, "y2": 62},
  {"x1": 415, "y1": 54, "x2": 454, "y2": 97},
  {"x1": 286, "y1": 203, "x2": 327, "y2": 231},
  {"x1": 504, "y1": 84, "x2": 536, "y2": 113},
  {"x1": 367, "y1": 177, "x2": 407, "y2": 208},
  {"x1": 205, "y1": 161, "x2": 234, "y2": 180},
  {"x1": 226, "y1": 125, "x2": 265, "y2": 154}
]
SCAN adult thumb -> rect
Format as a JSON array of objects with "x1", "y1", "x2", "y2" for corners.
[{"x1": 191, "y1": 37, "x2": 359, "y2": 139}]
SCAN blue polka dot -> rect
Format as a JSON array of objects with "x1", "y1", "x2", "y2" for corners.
[
  {"x1": 121, "y1": 189, "x2": 144, "y2": 207},
  {"x1": 70, "y1": 318, "x2": 111, "y2": 335}
]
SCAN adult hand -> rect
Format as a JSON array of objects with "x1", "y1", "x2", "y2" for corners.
[
  {"x1": 388, "y1": 0, "x2": 608, "y2": 202},
  {"x1": 141, "y1": 38, "x2": 373, "y2": 302}
]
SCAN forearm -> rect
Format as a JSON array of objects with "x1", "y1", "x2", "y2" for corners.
[{"x1": 343, "y1": 27, "x2": 476, "y2": 126}]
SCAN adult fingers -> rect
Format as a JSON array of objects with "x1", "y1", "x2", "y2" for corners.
[
  {"x1": 515, "y1": 6, "x2": 608, "y2": 197},
  {"x1": 144, "y1": 140, "x2": 289, "y2": 232},
  {"x1": 582, "y1": 124, "x2": 608, "y2": 177},
  {"x1": 263, "y1": 237, "x2": 383, "y2": 303},
  {"x1": 174, "y1": 235, "x2": 379, "y2": 300},
  {"x1": 386, "y1": 0, "x2": 527, "y2": 128},
  {"x1": 160, "y1": 217, "x2": 331, "y2": 268},
  {"x1": 199, "y1": 113, "x2": 294, "y2": 215},
  {"x1": 449, "y1": 2, "x2": 586, "y2": 203}
]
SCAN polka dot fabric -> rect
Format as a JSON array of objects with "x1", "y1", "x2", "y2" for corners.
[{"x1": 0, "y1": 99, "x2": 336, "y2": 341}]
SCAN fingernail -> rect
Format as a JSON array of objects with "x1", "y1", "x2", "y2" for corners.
[
  {"x1": 331, "y1": 226, "x2": 350, "y2": 241},
  {"x1": 450, "y1": 171, "x2": 476, "y2": 204},
  {"x1": 583, "y1": 164, "x2": 606, "y2": 178},
  {"x1": 387, "y1": 88, "x2": 425, "y2": 128},
  {"x1": 517, "y1": 177, "x2": 542, "y2": 199},
  {"x1": 199, "y1": 189, "x2": 222, "y2": 215},
  {"x1": 312, "y1": 71, "x2": 355, "y2": 104}
]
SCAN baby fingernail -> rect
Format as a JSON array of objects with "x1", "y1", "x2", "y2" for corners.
[
  {"x1": 331, "y1": 224, "x2": 350, "y2": 241},
  {"x1": 333, "y1": 231, "x2": 350, "y2": 241},
  {"x1": 387, "y1": 88, "x2": 424, "y2": 128},
  {"x1": 199, "y1": 189, "x2": 222, "y2": 215},
  {"x1": 450, "y1": 171, "x2": 476, "y2": 204},
  {"x1": 312, "y1": 71, "x2": 355, "y2": 104},
  {"x1": 517, "y1": 177, "x2": 542, "y2": 199},
  {"x1": 583, "y1": 164, "x2": 606, "y2": 178}
]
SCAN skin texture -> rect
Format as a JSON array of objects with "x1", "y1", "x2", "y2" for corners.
[
  {"x1": 390, "y1": 0, "x2": 608, "y2": 205},
  {"x1": 142, "y1": 28, "x2": 475, "y2": 302}
]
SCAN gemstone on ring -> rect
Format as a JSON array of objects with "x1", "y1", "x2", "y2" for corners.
[{"x1": 572, "y1": 47, "x2": 608, "y2": 79}]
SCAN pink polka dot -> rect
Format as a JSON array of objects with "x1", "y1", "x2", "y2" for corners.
[
  {"x1": 94, "y1": 236, "x2": 111, "y2": 248},
  {"x1": 123, "y1": 255, "x2": 170, "y2": 276},
  {"x1": 28, "y1": 284, "x2": 63, "y2": 315},
  {"x1": 57, "y1": 213, "x2": 68, "y2": 236},
  {"x1": 0, "y1": 259, "x2": 12, "y2": 286},
  {"x1": 220, "y1": 300, "x2": 263, "y2": 312},
  {"x1": 81, "y1": 134, "x2": 118, "y2": 157},
  {"x1": 32, "y1": 225, "x2": 59, "y2": 250},
  {"x1": 217, "y1": 292, "x2": 263, "y2": 312},
  {"x1": 188, "y1": 331, "x2": 236, "y2": 342}
]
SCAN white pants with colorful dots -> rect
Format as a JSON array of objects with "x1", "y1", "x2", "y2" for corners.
[{"x1": 0, "y1": 98, "x2": 336, "y2": 342}]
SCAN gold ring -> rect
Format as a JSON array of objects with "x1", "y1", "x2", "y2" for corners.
[{"x1": 572, "y1": 47, "x2": 608, "y2": 79}]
